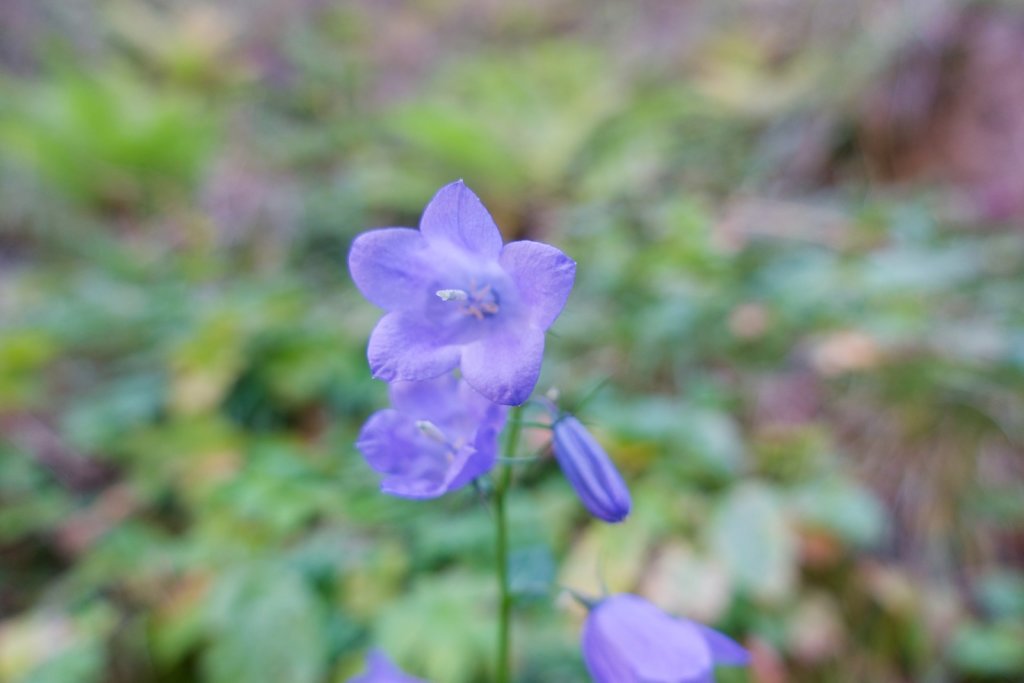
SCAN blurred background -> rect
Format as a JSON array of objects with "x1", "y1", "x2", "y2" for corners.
[{"x1": 1, "y1": 1, "x2": 1023, "y2": 681}]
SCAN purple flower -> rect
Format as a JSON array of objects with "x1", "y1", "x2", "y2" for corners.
[
  {"x1": 582, "y1": 595, "x2": 749, "y2": 683},
  {"x1": 356, "y1": 374, "x2": 507, "y2": 499},
  {"x1": 347, "y1": 650, "x2": 427, "y2": 683},
  {"x1": 551, "y1": 414, "x2": 631, "y2": 523},
  {"x1": 348, "y1": 180, "x2": 576, "y2": 405}
]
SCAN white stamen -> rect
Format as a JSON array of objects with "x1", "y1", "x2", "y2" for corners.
[
  {"x1": 436, "y1": 289, "x2": 469, "y2": 302},
  {"x1": 415, "y1": 420, "x2": 448, "y2": 444}
]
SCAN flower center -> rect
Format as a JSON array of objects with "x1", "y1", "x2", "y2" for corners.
[{"x1": 435, "y1": 280, "x2": 500, "y2": 320}]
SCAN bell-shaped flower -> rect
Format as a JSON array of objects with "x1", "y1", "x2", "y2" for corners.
[
  {"x1": 347, "y1": 649, "x2": 428, "y2": 683},
  {"x1": 551, "y1": 414, "x2": 631, "y2": 523},
  {"x1": 582, "y1": 594, "x2": 749, "y2": 683},
  {"x1": 356, "y1": 374, "x2": 507, "y2": 499},
  {"x1": 348, "y1": 180, "x2": 576, "y2": 405}
]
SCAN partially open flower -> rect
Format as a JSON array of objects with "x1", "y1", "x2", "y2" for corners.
[
  {"x1": 356, "y1": 375, "x2": 507, "y2": 499},
  {"x1": 347, "y1": 649, "x2": 427, "y2": 683},
  {"x1": 582, "y1": 594, "x2": 749, "y2": 683},
  {"x1": 551, "y1": 414, "x2": 631, "y2": 523},
  {"x1": 348, "y1": 180, "x2": 576, "y2": 405}
]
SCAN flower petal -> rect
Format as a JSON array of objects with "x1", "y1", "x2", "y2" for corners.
[
  {"x1": 388, "y1": 375, "x2": 461, "y2": 423},
  {"x1": 586, "y1": 595, "x2": 712, "y2": 682},
  {"x1": 355, "y1": 410, "x2": 434, "y2": 474},
  {"x1": 461, "y1": 325, "x2": 545, "y2": 405},
  {"x1": 447, "y1": 410, "x2": 502, "y2": 488},
  {"x1": 457, "y1": 381, "x2": 509, "y2": 433},
  {"x1": 356, "y1": 410, "x2": 407, "y2": 471},
  {"x1": 355, "y1": 409, "x2": 457, "y2": 499},
  {"x1": 367, "y1": 312, "x2": 461, "y2": 382},
  {"x1": 419, "y1": 180, "x2": 503, "y2": 259},
  {"x1": 436, "y1": 442, "x2": 493, "y2": 493},
  {"x1": 582, "y1": 618, "x2": 638, "y2": 683},
  {"x1": 348, "y1": 228, "x2": 433, "y2": 311},
  {"x1": 380, "y1": 444, "x2": 476, "y2": 499},
  {"x1": 697, "y1": 624, "x2": 750, "y2": 666},
  {"x1": 500, "y1": 240, "x2": 576, "y2": 330}
]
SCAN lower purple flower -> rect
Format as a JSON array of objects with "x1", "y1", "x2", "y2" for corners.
[
  {"x1": 581, "y1": 595, "x2": 749, "y2": 683},
  {"x1": 356, "y1": 375, "x2": 507, "y2": 499},
  {"x1": 347, "y1": 650, "x2": 428, "y2": 683},
  {"x1": 551, "y1": 414, "x2": 631, "y2": 523}
]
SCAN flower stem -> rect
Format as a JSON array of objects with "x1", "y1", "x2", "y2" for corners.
[{"x1": 495, "y1": 404, "x2": 523, "y2": 683}]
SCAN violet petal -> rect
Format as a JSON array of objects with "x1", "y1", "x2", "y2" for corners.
[
  {"x1": 698, "y1": 623, "x2": 751, "y2": 667},
  {"x1": 461, "y1": 324, "x2": 545, "y2": 405},
  {"x1": 419, "y1": 180, "x2": 503, "y2": 258},
  {"x1": 348, "y1": 228, "x2": 433, "y2": 311},
  {"x1": 367, "y1": 312, "x2": 461, "y2": 382},
  {"x1": 582, "y1": 595, "x2": 714, "y2": 683},
  {"x1": 500, "y1": 240, "x2": 576, "y2": 329}
]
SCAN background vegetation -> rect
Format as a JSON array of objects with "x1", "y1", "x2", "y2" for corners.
[{"x1": 1, "y1": 1, "x2": 1023, "y2": 682}]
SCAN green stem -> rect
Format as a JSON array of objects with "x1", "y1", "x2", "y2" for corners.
[
  {"x1": 506, "y1": 419, "x2": 553, "y2": 430},
  {"x1": 495, "y1": 405, "x2": 524, "y2": 683}
]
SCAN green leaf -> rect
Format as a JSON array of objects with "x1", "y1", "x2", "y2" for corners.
[
  {"x1": 17, "y1": 642, "x2": 103, "y2": 683},
  {"x1": 949, "y1": 620, "x2": 1024, "y2": 677},
  {"x1": 791, "y1": 477, "x2": 888, "y2": 548},
  {"x1": 594, "y1": 397, "x2": 745, "y2": 477},
  {"x1": 0, "y1": 69, "x2": 217, "y2": 210},
  {"x1": 203, "y1": 564, "x2": 328, "y2": 683},
  {"x1": 61, "y1": 373, "x2": 165, "y2": 452},
  {"x1": 975, "y1": 571, "x2": 1024, "y2": 621},
  {"x1": 710, "y1": 482, "x2": 797, "y2": 602},
  {"x1": 375, "y1": 573, "x2": 493, "y2": 683},
  {"x1": 0, "y1": 329, "x2": 58, "y2": 409}
]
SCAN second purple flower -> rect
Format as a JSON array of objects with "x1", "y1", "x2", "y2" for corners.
[{"x1": 356, "y1": 375, "x2": 507, "y2": 499}]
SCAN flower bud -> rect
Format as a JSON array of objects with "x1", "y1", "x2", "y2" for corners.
[{"x1": 551, "y1": 415, "x2": 631, "y2": 523}]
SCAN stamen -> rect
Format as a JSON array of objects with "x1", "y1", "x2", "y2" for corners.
[
  {"x1": 435, "y1": 282, "x2": 500, "y2": 319},
  {"x1": 436, "y1": 289, "x2": 469, "y2": 302},
  {"x1": 415, "y1": 420, "x2": 448, "y2": 444},
  {"x1": 446, "y1": 437, "x2": 467, "y2": 463}
]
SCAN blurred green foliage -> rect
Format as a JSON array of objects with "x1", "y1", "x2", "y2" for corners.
[
  {"x1": 1, "y1": 2, "x2": 1023, "y2": 682},
  {"x1": 1, "y1": 70, "x2": 214, "y2": 212}
]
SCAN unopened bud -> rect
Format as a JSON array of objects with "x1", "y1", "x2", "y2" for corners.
[{"x1": 551, "y1": 415, "x2": 631, "y2": 523}]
